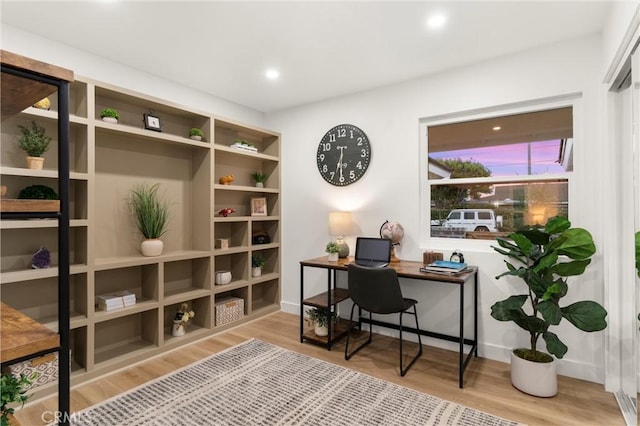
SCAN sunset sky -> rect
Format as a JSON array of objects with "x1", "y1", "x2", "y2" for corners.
[{"x1": 429, "y1": 139, "x2": 567, "y2": 177}]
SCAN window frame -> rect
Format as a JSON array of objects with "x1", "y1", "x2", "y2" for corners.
[{"x1": 419, "y1": 94, "x2": 582, "y2": 249}]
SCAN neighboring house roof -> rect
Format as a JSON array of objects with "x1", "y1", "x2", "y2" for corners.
[{"x1": 427, "y1": 157, "x2": 452, "y2": 179}]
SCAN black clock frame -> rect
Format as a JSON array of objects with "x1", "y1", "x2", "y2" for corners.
[{"x1": 316, "y1": 124, "x2": 371, "y2": 186}]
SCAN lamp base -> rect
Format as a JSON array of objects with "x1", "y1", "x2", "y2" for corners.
[{"x1": 337, "y1": 241, "x2": 350, "y2": 258}]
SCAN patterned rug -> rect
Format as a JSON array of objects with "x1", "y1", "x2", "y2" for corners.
[{"x1": 66, "y1": 339, "x2": 522, "y2": 425}]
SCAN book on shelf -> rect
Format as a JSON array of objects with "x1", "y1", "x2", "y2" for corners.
[
  {"x1": 231, "y1": 142, "x2": 258, "y2": 153},
  {"x1": 420, "y1": 260, "x2": 468, "y2": 274},
  {"x1": 96, "y1": 291, "x2": 137, "y2": 311}
]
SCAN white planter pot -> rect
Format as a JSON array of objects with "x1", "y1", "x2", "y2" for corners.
[
  {"x1": 314, "y1": 324, "x2": 328, "y2": 337},
  {"x1": 190, "y1": 135, "x2": 202, "y2": 141},
  {"x1": 102, "y1": 117, "x2": 118, "y2": 124},
  {"x1": 141, "y1": 239, "x2": 163, "y2": 257},
  {"x1": 26, "y1": 156, "x2": 44, "y2": 170},
  {"x1": 255, "y1": 182, "x2": 264, "y2": 188},
  {"x1": 172, "y1": 320, "x2": 186, "y2": 337},
  {"x1": 510, "y1": 350, "x2": 557, "y2": 397},
  {"x1": 215, "y1": 270, "x2": 232, "y2": 285},
  {"x1": 327, "y1": 252, "x2": 339, "y2": 262},
  {"x1": 252, "y1": 267, "x2": 262, "y2": 277}
]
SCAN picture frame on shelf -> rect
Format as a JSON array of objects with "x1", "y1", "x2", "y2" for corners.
[
  {"x1": 143, "y1": 112, "x2": 162, "y2": 132},
  {"x1": 251, "y1": 197, "x2": 267, "y2": 216}
]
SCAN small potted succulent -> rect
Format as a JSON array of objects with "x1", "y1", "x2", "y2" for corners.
[
  {"x1": 305, "y1": 307, "x2": 338, "y2": 337},
  {"x1": 17, "y1": 121, "x2": 51, "y2": 170},
  {"x1": 100, "y1": 108, "x2": 120, "y2": 124},
  {"x1": 251, "y1": 172, "x2": 267, "y2": 188},
  {"x1": 189, "y1": 128, "x2": 204, "y2": 141},
  {"x1": 1, "y1": 372, "x2": 36, "y2": 426},
  {"x1": 252, "y1": 254, "x2": 266, "y2": 277},
  {"x1": 326, "y1": 241, "x2": 340, "y2": 262}
]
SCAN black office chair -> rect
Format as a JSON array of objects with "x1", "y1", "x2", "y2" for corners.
[{"x1": 344, "y1": 263, "x2": 423, "y2": 376}]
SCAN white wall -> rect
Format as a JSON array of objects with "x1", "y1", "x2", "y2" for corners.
[
  {"x1": 266, "y1": 34, "x2": 608, "y2": 383},
  {"x1": 0, "y1": 25, "x2": 265, "y2": 126}
]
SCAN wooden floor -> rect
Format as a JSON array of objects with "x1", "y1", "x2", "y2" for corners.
[{"x1": 16, "y1": 311, "x2": 625, "y2": 426}]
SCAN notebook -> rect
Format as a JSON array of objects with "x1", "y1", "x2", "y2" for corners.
[{"x1": 354, "y1": 237, "x2": 391, "y2": 268}]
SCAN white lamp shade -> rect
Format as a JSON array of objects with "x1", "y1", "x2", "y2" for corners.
[{"x1": 328, "y1": 211, "x2": 352, "y2": 236}]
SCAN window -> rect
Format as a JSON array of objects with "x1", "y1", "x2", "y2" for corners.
[{"x1": 421, "y1": 101, "x2": 575, "y2": 240}]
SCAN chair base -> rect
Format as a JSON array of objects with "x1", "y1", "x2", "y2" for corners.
[{"x1": 345, "y1": 303, "x2": 423, "y2": 376}]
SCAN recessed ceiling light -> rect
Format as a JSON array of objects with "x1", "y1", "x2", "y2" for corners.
[
  {"x1": 493, "y1": 126, "x2": 502, "y2": 131},
  {"x1": 265, "y1": 69, "x2": 280, "y2": 80},
  {"x1": 427, "y1": 13, "x2": 446, "y2": 29}
]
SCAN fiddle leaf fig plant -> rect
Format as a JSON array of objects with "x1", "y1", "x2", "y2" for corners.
[{"x1": 491, "y1": 216, "x2": 607, "y2": 362}]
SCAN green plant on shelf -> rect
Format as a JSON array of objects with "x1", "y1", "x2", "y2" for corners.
[
  {"x1": 17, "y1": 121, "x2": 50, "y2": 157},
  {"x1": 252, "y1": 254, "x2": 266, "y2": 269},
  {"x1": 128, "y1": 183, "x2": 170, "y2": 239},
  {"x1": 305, "y1": 307, "x2": 338, "y2": 329},
  {"x1": 189, "y1": 128, "x2": 204, "y2": 138},
  {"x1": 99, "y1": 108, "x2": 120, "y2": 120},
  {"x1": 251, "y1": 172, "x2": 267, "y2": 183}
]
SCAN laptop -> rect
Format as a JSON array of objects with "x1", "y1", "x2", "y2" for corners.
[{"x1": 354, "y1": 237, "x2": 392, "y2": 268}]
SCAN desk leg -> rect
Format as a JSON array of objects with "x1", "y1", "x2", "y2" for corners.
[
  {"x1": 326, "y1": 269, "x2": 333, "y2": 350},
  {"x1": 459, "y1": 281, "x2": 464, "y2": 388}
]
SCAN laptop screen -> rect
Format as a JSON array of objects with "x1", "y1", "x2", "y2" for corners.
[{"x1": 355, "y1": 237, "x2": 391, "y2": 263}]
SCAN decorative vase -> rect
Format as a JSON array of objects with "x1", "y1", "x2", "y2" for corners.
[
  {"x1": 102, "y1": 117, "x2": 118, "y2": 124},
  {"x1": 314, "y1": 324, "x2": 328, "y2": 337},
  {"x1": 190, "y1": 135, "x2": 202, "y2": 141},
  {"x1": 327, "y1": 252, "x2": 339, "y2": 262},
  {"x1": 215, "y1": 270, "x2": 232, "y2": 285},
  {"x1": 172, "y1": 320, "x2": 186, "y2": 337},
  {"x1": 141, "y1": 239, "x2": 163, "y2": 257},
  {"x1": 26, "y1": 156, "x2": 44, "y2": 170},
  {"x1": 252, "y1": 266, "x2": 262, "y2": 277},
  {"x1": 510, "y1": 350, "x2": 557, "y2": 397},
  {"x1": 255, "y1": 182, "x2": 264, "y2": 188}
]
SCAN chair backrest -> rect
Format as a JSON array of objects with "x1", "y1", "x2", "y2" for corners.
[{"x1": 348, "y1": 263, "x2": 406, "y2": 314}]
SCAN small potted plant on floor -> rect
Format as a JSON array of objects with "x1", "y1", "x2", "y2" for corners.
[
  {"x1": 128, "y1": 183, "x2": 170, "y2": 257},
  {"x1": 17, "y1": 121, "x2": 51, "y2": 170},
  {"x1": 251, "y1": 172, "x2": 267, "y2": 188},
  {"x1": 491, "y1": 216, "x2": 607, "y2": 397},
  {"x1": 305, "y1": 307, "x2": 338, "y2": 337},
  {"x1": 326, "y1": 241, "x2": 340, "y2": 262},
  {"x1": 1, "y1": 372, "x2": 36, "y2": 426},
  {"x1": 252, "y1": 254, "x2": 266, "y2": 277},
  {"x1": 189, "y1": 128, "x2": 204, "y2": 141},
  {"x1": 100, "y1": 108, "x2": 120, "y2": 124}
]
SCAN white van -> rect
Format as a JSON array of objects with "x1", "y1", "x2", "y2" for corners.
[{"x1": 441, "y1": 209, "x2": 498, "y2": 232}]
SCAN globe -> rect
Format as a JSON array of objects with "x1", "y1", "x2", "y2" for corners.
[{"x1": 380, "y1": 220, "x2": 404, "y2": 261}]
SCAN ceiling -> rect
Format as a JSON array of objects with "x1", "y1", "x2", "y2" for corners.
[{"x1": 1, "y1": 1, "x2": 612, "y2": 113}]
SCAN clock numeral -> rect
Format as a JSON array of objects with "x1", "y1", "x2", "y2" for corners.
[
  {"x1": 319, "y1": 154, "x2": 325, "y2": 162},
  {"x1": 356, "y1": 161, "x2": 362, "y2": 170},
  {"x1": 337, "y1": 128, "x2": 346, "y2": 138},
  {"x1": 360, "y1": 149, "x2": 367, "y2": 157},
  {"x1": 349, "y1": 170, "x2": 355, "y2": 179},
  {"x1": 357, "y1": 137, "x2": 363, "y2": 146},
  {"x1": 330, "y1": 171, "x2": 335, "y2": 180},
  {"x1": 328, "y1": 134, "x2": 336, "y2": 142},
  {"x1": 322, "y1": 164, "x2": 328, "y2": 173},
  {"x1": 349, "y1": 130, "x2": 355, "y2": 138},
  {"x1": 322, "y1": 143, "x2": 332, "y2": 152},
  {"x1": 339, "y1": 175, "x2": 345, "y2": 183}
]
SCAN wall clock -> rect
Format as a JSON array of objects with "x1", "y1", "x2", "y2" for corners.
[
  {"x1": 143, "y1": 112, "x2": 162, "y2": 132},
  {"x1": 316, "y1": 124, "x2": 371, "y2": 186}
]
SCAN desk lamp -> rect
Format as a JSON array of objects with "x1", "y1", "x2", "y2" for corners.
[{"x1": 329, "y1": 211, "x2": 352, "y2": 258}]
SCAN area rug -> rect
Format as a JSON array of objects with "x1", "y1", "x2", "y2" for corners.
[{"x1": 66, "y1": 339, "x2": 522, "y2": 425}]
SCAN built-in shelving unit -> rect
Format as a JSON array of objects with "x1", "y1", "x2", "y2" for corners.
[{"x1": 0, "y1": 68, "x2": 281, "y2": 398}]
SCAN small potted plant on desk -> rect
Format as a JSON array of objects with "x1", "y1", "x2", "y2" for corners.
[
  {"x1": 306, "y1": 307, "x2": 338, "y2": 337},
  {"x1": 326, "y1": 241, "x2": 340, "y2": 262},
  {"x1": 17, "y1": 121, "x2": 51, "y2": 170},
  {"x1": 1, "y1": 372, "x2": 36, "y2": 426},
  {"x1": 491, "y1": 216, "x2": 607, "y2": 397}
]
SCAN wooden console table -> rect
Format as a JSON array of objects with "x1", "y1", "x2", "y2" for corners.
[
  {"x1": 299, "y1": 256, "x2": 478, "y2": 388},
  {"x1": 0, "y1": 302, "x2": 59, "y2": 364}
]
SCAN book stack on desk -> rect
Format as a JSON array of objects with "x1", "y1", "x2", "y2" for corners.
[{"x1": 420, "y1": 260, "x2": 468, "y2": 275}]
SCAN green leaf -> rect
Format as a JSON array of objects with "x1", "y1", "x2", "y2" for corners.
[
  {"x1": 551, "y1": 259, "x2": 592, "y2": 276},
  {"x1": 556, "y1": 228, "x2": 596, "y2": 259},
  {"x1": 490, "y1": 295, "x2": 527, "y2": 321},
  {"x1": 515, "y1": 313, "x2": 548, "y2": 334},
  {"x1": 511, "y1": 233, "x2": 533, "y2": 257},
  {"x1": 561, "y1": 301, "x2": 608, "y2": 332},
  {"x1": 545, "y1": 216, "x2": 571, "y2": 234},
  {"x1": 533, "y1": 251, "x2": 558, "y2": 274},
  {"x1": 543, "y1": 331, "x2": 568, "y2": 358},
  {"x1": 538, "y1": 299, "x2": 562, "y2": 325},
  {"x1": 517, "y1": 228, "x2": 549, "y2": 246},
  {"x1": 527, "y1": 271, "x2": 552, "y2": 298}
]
